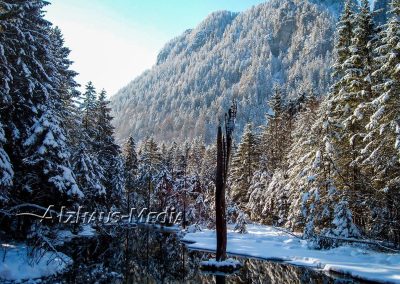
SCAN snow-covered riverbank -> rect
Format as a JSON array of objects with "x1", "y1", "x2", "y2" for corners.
[
  {"x1": 182, "y1": 224, "x2": 400, "y2": 283},
  {"x1": 0, "y1": 243, "x2": 72, "y2": 281}
]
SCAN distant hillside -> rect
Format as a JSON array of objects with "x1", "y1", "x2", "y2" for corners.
[{"x1": 110, "y1": 0, "x2": 340, "y2": 144}]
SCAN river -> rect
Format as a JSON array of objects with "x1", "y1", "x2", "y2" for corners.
[{"x1": 45, "y1": 226, "x2": 366, "y2": 283}]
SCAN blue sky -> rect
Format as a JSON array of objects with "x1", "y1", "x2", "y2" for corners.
[{"x1": 45, "y1": 0, "x2": 266, "y2": 96}]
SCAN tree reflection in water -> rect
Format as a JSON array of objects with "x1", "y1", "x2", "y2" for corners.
[{"x1": 45, "y1": 226, "x2": 359, "y2": 283}]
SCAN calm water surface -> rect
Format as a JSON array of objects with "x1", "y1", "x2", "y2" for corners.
[{"x1": 46, "y1": 226, "x2": 366, "y2": 284}]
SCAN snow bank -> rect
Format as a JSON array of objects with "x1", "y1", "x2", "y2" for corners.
[
  {"x1": 182, "y1": 224, "x2": 400, "y2": 283},
  {"x1": 200, "y1": 258, "x2": 241, "y2": 268},
  {"x1": 200, "y1": 258, "x2": 242, "y2": 273},
  {"x1": 0, "y1": 243, "x2": 72, "y2": 281}
]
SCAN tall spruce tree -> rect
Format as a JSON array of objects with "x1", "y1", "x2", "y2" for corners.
[
  {"x1": 123, "y1": 136, "x2": 138, "y2": 208},
  {"x1": 230, "y1": 123, "x2": 259, "y2": 207},
  {"x1": 284, "y1": 96, "x2": 324, "y2": 232},
  {"x1": 259, "y1": 86, "x2": 290, "y2": 173},
  {"x1": 0, "y1": 1, "x2": 83, "y2": 209},
  {"x1": 321, "y1": 0, "x2": 373, "y2": 234},
  {"x1": 74, "y1": 82, "x2": 107, "y2": 207},
  {"x1": 81, "y1": 81, "x2": 97, "y2": 139},
  {"x1": 331, "y1": 0, "x2": 355, "y2": 97},
  {"x1": 138, "y1": 137, "x2": 162, "y2": 209},
  {"x1": 335, "y1": 0, "x2": 376, "y2": 228},
  {"x1": 72, "y1": 143, "x2": 106, "y2": 208},
  {"x1": 364, "y1": 0, "x2": 400, "y2": 242},
  {"x1": 95, "y1": 89, "x2": 123, "y2": 207}
]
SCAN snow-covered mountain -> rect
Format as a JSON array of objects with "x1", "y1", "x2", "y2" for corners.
[{"x1": 110, "y1": 0, "x2": 340, "y2": 144}]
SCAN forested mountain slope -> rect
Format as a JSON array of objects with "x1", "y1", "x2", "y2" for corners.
[{"x1": 110, "y1": 0, "x2": 339, "y2": 144}]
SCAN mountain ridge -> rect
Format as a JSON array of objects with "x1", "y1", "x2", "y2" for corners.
[{"x1": 110, "y1": 0, "x2": 340, "y2": 144}]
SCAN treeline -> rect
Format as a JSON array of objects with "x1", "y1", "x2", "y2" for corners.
[
  {"x1": 230, "y1": 0, "x2": 400, "y2": 245},
  {"x1": 0, "y1": 1, "x2": 123, "y2": 237}
]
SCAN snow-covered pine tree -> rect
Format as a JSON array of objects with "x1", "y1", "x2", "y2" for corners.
[
  {"x1": 303, "y1": 101, "x2": 339, "y2": 237},
  {"x1": 123, "y1": 136, "x2": 138, "y2": 209},
  {"x1": 230, "y1": 123, "x2": 259, "y2": 207},
  {"x1": 320, "y1": 0, "x2": 356, "y2": 202},
  {"x1": 317, "y1": 0, "x2": 372, "y2": 237},
  {"x1": 94, "y1": 89, "x2": 124, "y2": 207},
  {"x1": 70, "y1": 82, "x2": 110, "y2": 208},
  {"x1": 138, "y1": 137, "x2": 162, "y2": 209},
  {"x1": 139, "y1": 137, "x2": 163, "y2": 174},
  {"x1": 330, "y1": 0, "x2": 376, "y2": 229},
  {"x1": 234, "y1": 211, "x2": 248, "y2": 234},
  {"x1": 0, "y1": 1, "x2": 56, "y2": 200},
  {"x1": 72, "y1": 143, "x2": 106, "y2": 209},
  {"x1": 329, "y1": 199, "x2": 361, "y2": 238},
  {"x1": 284, "y1": 95, "x2": 323, "y2": 232},
  {"x1": 23, "y1": 108, "x2": 83, "y2": 203},
  {"x1": 187, "y1": 138, "x2": 206, "y2": 176},
  {"x1": 167, "y1": 142, "x2": 179, "y2": 174},
  {"x1": 331, "y1": 0, "x2": 355, "y2": 91},
  {"x1": 364, "y1": 0, "x2": 400, "y2": 243},
  {"x1": 49, "y1": 27, "x2": 80, "y2": 120},
  {"x1": 48, "y1": 27, "x2": 81, "y2": 150},
  {"x1": 0, "y1": 0, "x2": 82, "y2": 208},
  {"x1": 259, "y1": 86, "x2": 290, "y2": 173},
  {"x1": 153, "y1": 166, "x2": 174, "y2": 211},
  {"x1": 296, "y1": 11, "x2": 353, "y2": 238},
  {"x1": 81, "y1": 81, "x2": 97, "y2": 139},
  {"x1": 109, "y1": 155, "x2": 125, "y2": 209},
  {"x1": 247, "y1": 170, "x2": 271, "y2": 222},
  {"x1": 198, "y1": 144, "x2": 217, "y2": 226}
]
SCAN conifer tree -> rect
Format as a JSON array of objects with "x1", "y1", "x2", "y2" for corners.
[
  {"x1": 138, "y1": 137, "x2": 162, "y2": 209},
  {"x1": 284, "y1": 95, "x2": 323, "y2": 232},
  {"x1": 332, "y1": 0, "x2": 355, "y2": 85},
  {"x1": 247, "y1": 170, "x2": 271, "y2": 222},
  {"x1": 0, "y1": 1, "x2": 84, "y2": 209},
  {"x1": 331, "y1": 0, "x2": 376, "y2": 229},
  {"x1": 0, "y1": 1, "x2": 55, "y2": 197},
  {"x1": 23, "y1": 108, "x2": 83, "y2": 202},
  {"x1": 109, "y1": 156, "x2": 125, "y2": 208},
  {"x1": 94, "y1": 89, "x2": 123, "y2": 206},
  {"x1": 364, "y1": 0, "x2": 400, "y2": 242},
  {"x1": 330, "y1": 199, "x2": 361, "y2": 238},
  {"x1": 123, "y1": 136, "x2": 138, "y2": 208},
  {"x1": 49, "y1": 27, "x2": 81, "y2": 150},
  {"x1": 259, "y1": 86, "x2": 290, "y2": 173},
  {"x1": 81, "y1": 82, "x2": 97, "y2": 137},
  {"x1": 187, "y1": 138, "x2": 206, "y2": 176},
  {"x1": 72, "y1": 143, "x2": 106, "y2": 206},
  {"x1": 230, "y1": 123, "x2": 259, "y2": 206}
]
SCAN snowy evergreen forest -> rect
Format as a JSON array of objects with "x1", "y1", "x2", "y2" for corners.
[
  {"x1": 0, "y1": 1, "x2": 127, "y2": 237},
  {"x1": 0, "y1": 0, "x2": 400, "y2": 280}
]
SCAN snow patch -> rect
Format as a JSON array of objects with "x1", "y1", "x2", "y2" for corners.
[
  {"x1": 0, "y1": 243, "x2": 72, "y2": 281},
  {"x1": 182, "y1": 224, "x2": 400, "y2": 283}
]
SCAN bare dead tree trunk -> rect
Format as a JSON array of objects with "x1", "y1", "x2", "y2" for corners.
[
  {"x1": 215, "y1": 101, "x2": 237, "y2": 262},
  {"x1": 216, "y1": 126, "x2": 227, "y2": 261}
]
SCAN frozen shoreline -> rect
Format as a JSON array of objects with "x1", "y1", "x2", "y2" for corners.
[
  {"x1": 182, "y1": 224, "x2": 400, "y2": 283},
  {"x1": 0, "y1": 243, "x2": 72, "y2": 281}
]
